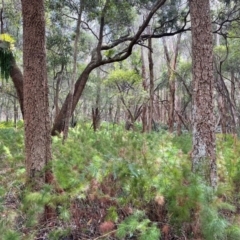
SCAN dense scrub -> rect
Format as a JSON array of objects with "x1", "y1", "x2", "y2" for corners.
[{"x1": 1, "y1": 121, "x2": 240, "y2": 239}]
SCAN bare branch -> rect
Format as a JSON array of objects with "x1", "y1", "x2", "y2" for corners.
[{"x1": 81, "y1": 21, "x2": 99, "y2": 40}]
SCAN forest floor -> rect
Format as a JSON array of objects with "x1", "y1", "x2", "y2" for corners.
[
  {"x1": 2, "y1": 174, "x2": 172, "y2": 240},
  {"x1": 1, "y1": 123, "x2": 240, "y2": 239}
]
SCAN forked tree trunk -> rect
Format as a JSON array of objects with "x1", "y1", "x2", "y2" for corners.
[
  {"x1": 190, "y1": 0, "x2": 217, "y2": 188},
  {"x1": 21, "y1": 0, "x2": 53, "y2": 219},
  {"x1": 51, "y1": 66, "x2": 95, "y2": 135}
]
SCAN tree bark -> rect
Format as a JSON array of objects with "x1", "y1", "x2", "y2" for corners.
[
  {"x1": 22, "y1": 0, "x2": 54, "y2": 220},
  {"x1": 163, "y1": 34, "x2": 181, "y2": 133},
  {"x1": 148, "y1": 37, "x2": 154, "y2": 132},
  {"x1": 63, "y1": 2, "x2": 83, "y2": 142},
  {"x1": 114, "y1": 96, "x2": 121, "y2": 123},
  {"x1": 53, "y1": 65, "x2": 64, "y2": 123},
  {"x1": 190, "y1": 0, "x2": 217, "y2": 188},
  {"x1": 51, "y1": 64, "x2": 97, "y2": 135},
  {"x1": 9, "y1": 54, "x2": 24, "y2": 118},
  {"x1": 92, "y1": 69, "x2": 101, "y2": 131},
  {"x1": 13, "y1": 95, "x2": 18, "y2": 127},
  {"x1": 141, "y1": 46, "x2": 148, "y2": 133},
  {"x1": 230, "y1": 71, "x2": 237, "y2": 133}
]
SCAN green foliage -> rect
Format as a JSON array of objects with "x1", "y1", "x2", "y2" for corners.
[
  {"x1": 156, "y1": 0, "x2": 188, "y2": 33},
  {"x1": 0, "y1": 125, "x2": 24, "y2": 163},
  {"x1": 0, "y1": 34, "x2": 15, "y2": 81},
  {"x1": 106, "y1": 68, "x2": 142, "y2": 86},
  {"x1": 0, "y1": 49, "x2": 13, "y2": 81},
  {"x1": 1, "y1": 124, "x2": 240, "y2": 239},
  {"x1": 106, "y1": 206, "x2": 118, "y2": 222},
  {"x1": 116, "y1": 210, "x2": 161, "y2": 240},
  {"x1": 85, "y1": 0, "x2": 135, "y2": 38},
  {"x1": 2, "y1": 230, "x2": 20, "y2": 240},
  {"x1": 200, "y1": 202, "x2": 229, "y2": 240},
  {"x1": 178, "y1": 59, "x2": 192, "y2": 77},
  {"x1": 48, "y1": 228, "x2": 71, "y2": 240},
  {"x1": 226, "y1": 225, "x2": 240, "y2": 240},
  {"x1": 171, "y1": 132, "x2": 192, "y2": 154}
]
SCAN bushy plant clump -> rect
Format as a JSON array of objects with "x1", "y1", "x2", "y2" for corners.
[{"x1": 1, "y1": 121, "x2": 240, "y2": 239}]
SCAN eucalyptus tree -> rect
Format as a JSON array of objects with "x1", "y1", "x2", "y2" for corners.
[
  {"x1": 21, "y1": 0, "x2": 53, "y2": 222},
  {"x1": 189, "y1": 0, "x2": 217, "y2": 188},
  {"x1": 189, "y1": 0, "x2": 240, "y2": 187},
  {"x1": 51, "y1": 0, "x2": 169, "y2": 135}
]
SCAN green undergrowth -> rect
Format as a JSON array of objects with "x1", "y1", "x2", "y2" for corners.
[{"x1": 1, "y1": 122, "x2": 240, "y2": 239}]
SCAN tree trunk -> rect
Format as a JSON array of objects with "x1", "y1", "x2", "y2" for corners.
[
  {"x1": 230, "y1": 71, "x2": 237, "y2": 133},
  {"x1": 13, "y1": 95, "x2": 18, "y2": 127},
  {"x1": 141, "y1": 46, "x2": 148, "y2": 133},
  {"x1": 114, "y1": 96, "x2": 121, "y2": 123},
  {"x1": 9, "y1": 55, "x2": 24, "y2": 118},
  {"x1": 92, "y1": 71, "x2": 101, "y2": 131},
  {"x1": 163, "y1": 34, "x2": 181, "y2": 133},
  {"x1": 92, "y1": 107, "x2": 101, "y2": 131},
  {"x1": 155, "y1": 88, "x2": 161, "y2": 122},
  {"x1": 217, "y1": 93, "x2": 227, "y2": 134},
  {"x1": 175, "y1": 81, "x2": 182, "y2": 136},
  {"x1": 63, "y1": 2, "x2": 83, "y2": 142},
  {"x1": 22, "y1": 0, "x2": 53, "y2": 219},
  {"x1": 216, "y1": 73, "x2": 236, "y2": 134},
  {"x1": 148, "y1": 37, "x2": 154, "y2": 132},
  {"x1": 163, "y1": 89, "x2": 168, "y2": 125},
  {"x1": 51, "y1": 65, "x2": 96, "y2": 135},
  {"x1": 190, "y1": 0, "x2": 217, "y2": 188},
  {"x1": 53, "y1": 67, "x2": 64, "y2": 123},
  {"x1": 109, "y1": 103, "x2": 113, "y2": 123}
]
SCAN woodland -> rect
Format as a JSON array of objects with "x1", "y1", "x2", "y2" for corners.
[{"x1": 1, "y1": 0, "x2": 240, "y2": 239}]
